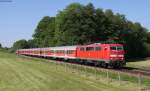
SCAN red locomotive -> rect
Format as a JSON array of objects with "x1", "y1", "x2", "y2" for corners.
[{"x1": 16, "y1": 43, "x2": 126, "y2": 68}]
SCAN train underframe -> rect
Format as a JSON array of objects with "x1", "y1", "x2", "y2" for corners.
[{"x1": 75, "y1": 59, "x2": 126, "y2": 68}]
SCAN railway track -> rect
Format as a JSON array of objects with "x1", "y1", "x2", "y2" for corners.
[{"x1": 114, "y1": 67, "x2": 150, "y2": 78}]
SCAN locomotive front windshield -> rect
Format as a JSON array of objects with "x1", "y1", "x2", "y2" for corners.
[{"x1": 110, "y1": 46, "x2": 123, "y2": 50}]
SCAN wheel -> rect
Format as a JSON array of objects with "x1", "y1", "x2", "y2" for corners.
[{"x1": 101, "y1": 62, "x2": 108, "y2": 68}]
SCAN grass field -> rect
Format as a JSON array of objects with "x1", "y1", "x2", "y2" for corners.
[
  {"x1": 127, "y1": 59, "x2": 150, "y2": 71},
  {"x1": 0, "y1": 51, "x2": 149, "y2": 91}
]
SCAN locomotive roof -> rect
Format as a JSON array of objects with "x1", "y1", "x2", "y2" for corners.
[
  {"x1": 18, "y1": 43, "x2": 123, "y2": 51},
  {"x1": 78, "y1": 43, "x2": 123, "y2": 47}
]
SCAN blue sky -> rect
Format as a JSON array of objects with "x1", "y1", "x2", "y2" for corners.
[{"x1": 0, "y1": 0, "x2": 150, "y2": 47}]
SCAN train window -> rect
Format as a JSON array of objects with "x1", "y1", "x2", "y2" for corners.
[
  {"x1": 69, "y1": 50, "x2": 71, "y2": 54},
  {"x1": 50, "y1": 50, "x2": 54, "y2": 53},
  {"x1": 110, "y1": 46, "x2": 123, "y2": 50},
  {"x1": 61, "y1": 50, "x2": 65, "y2": 54},
  {"x1": 53, "y1": 50, "x2": 56, "y2": 53},
  {"x1": 56, "y1": 50, "x2": 59, "y2": 53},
  {"x1": 67, "y1": 50, "x2": 69, "y2": 54},
  {"x1": 71, "y1": 50, "x2": 74, "y2": 54},
  {"x1": 117, "y1": 46, "x2": 123, "y2": 50},
  {"x1": 80, "y1": 48, "x2": 85, "y2": 51},
  {"x1": 45, "y1": 51, "x2": 49, "y2": 54},
  {"x1": 95, "y1": 47, "x2": 101, "y2": 51},
  {"x1": 110, "y1": 46, "x2": 116, "y2": 50},
  {"x1": 67, "y1": 50, "x2": 74, "y2": 54},
  {"x1": 86, "y1": 47, "x2": 94, "y2": 51}
]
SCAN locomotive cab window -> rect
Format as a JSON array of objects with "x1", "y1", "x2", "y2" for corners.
[
  {"x1": 110, "y1": 46, "x2": 123, "y2": 50},
  {"x1": 117, "y1": 46, "x2": 123, "y2": 50},
  {"x1": 110, "y1": 46, "x2": 116, "y2": 50}
]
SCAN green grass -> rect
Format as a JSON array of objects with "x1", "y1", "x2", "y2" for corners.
[
  {"x1": 0, "y1": 52, "x2": 131, "y2": 91},
  {"x1": 0, "y1": 51, "x2": 149, "y2": 91}
]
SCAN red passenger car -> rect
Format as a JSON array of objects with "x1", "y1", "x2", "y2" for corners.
[{"x1": 16, "y1": 43, "x2": 125, "y2": 68}]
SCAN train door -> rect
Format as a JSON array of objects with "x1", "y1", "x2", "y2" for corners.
[
  {"x1": 77, "y1": 46, "x2": 86, "y2": 58},
  {"x1": 95, "y1": 46, "x2": 102, "y2": 60},
  {"x1": 102, "y1": 45, "x2": 109, "y2": 60},
  {"x1": 86, "y1": 47, "x2": 95, "y2": 58}
]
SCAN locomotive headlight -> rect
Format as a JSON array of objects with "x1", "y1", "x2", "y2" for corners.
[
  {"x1": 110, "y1": 55, "x2": 124, "y2": 57},
  {"x1": 110, "y1": 54, "x2": 117, "y2": 57},
  {"x1": 118, "y1": 55, "x2": 124, "y2": 57}
]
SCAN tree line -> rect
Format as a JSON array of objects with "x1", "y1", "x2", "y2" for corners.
[{"x1": 12, "y1": 3, "x2": 150, "y2": 59}]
